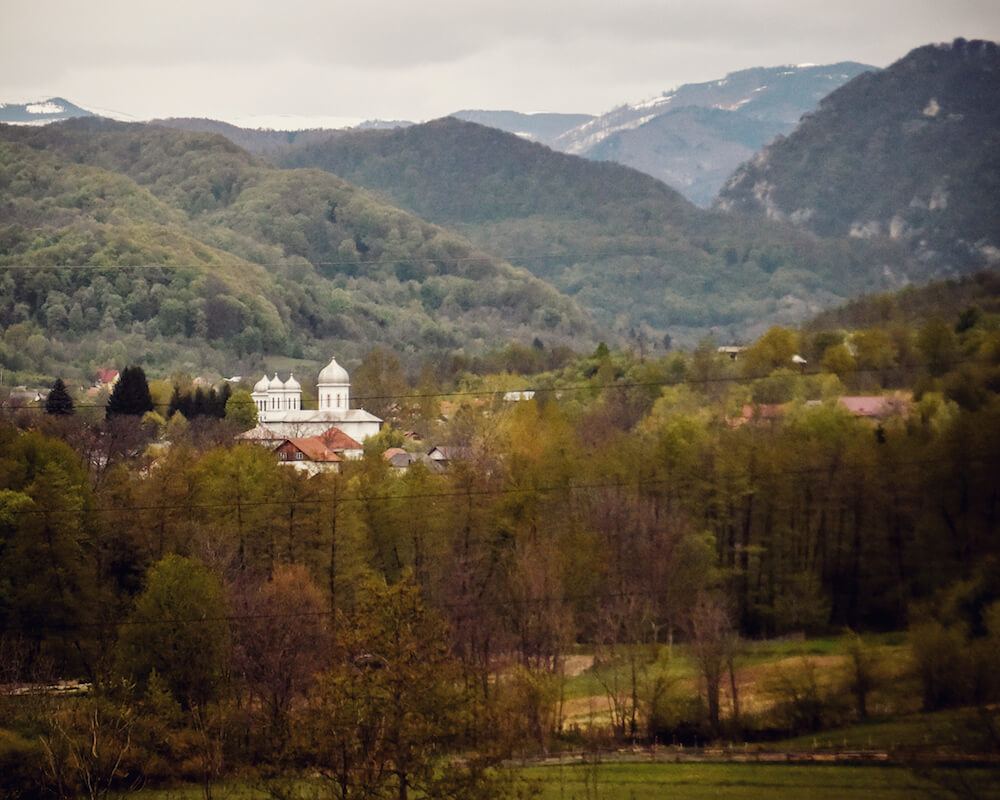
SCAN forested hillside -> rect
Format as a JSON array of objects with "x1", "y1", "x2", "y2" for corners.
[
  {"x1": 717, "y1": 39, "x2": 1000, "y2": 272},
  {"x1": 0, "y1": 119, "x2": 595, "y2": 383},
  {"x1": 807, "y1": 270, "x2": 1000, "y2": 331},
  {"x1": 277, "y1": 116, "x2": 920, "y2": 342}
]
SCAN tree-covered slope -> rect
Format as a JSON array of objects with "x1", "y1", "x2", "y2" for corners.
[
  {"x1": 717, "y1": 39, "x2": 1000, "y2": 272},
  {"x1": 276, "y1": 116, "x2": 917, "y2": 342},
  {"x1": 0, "y1": 119, "x2": 596, "y2": 382},
  {"x1": 806, "y1": 270, "x2": 1000, "y2": 331}
]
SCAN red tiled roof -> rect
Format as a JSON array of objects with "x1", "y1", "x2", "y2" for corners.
[
  {"x1": 383, "y1": 447, "x2": 407, "y2": 459},
  {"x1": 741, "y1": 403, "x2": 786, "y2": 420},
  {"x1": 319, "y1": 426, "x2": 363, "y2": 451},
  {"x1": 280, "y1": 438, "x2": 343, "y2": 463},
  {"x1": 96, "y1": 368, "x2": 119, "y2": 384},
  {"x1": 838, "y1": 395, "x2": 908, "y2": 418}
]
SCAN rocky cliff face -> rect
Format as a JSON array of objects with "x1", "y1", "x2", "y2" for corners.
[{"x1": 716, "y1": 39, "x2": 1000, "y2": 271}]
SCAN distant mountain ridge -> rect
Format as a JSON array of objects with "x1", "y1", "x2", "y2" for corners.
[
  {"x1": 0, "y1": 96, "x2": 94, "y2": 125},
  {"x1": 449, "y1": 110, "x2": 595, "y2": 147},
  {"x1": 716, "y1": 38, "x2": 1000, "y2": 272},
  {"x1": 551, "y1": 62, "x2": 874, "y2": 205}
]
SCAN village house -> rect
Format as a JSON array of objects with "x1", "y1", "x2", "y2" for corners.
[
  {"x1": 731, "y1": 393, "x2": 912, "y2": 428},
  {"x1": 383, "y1": 447, "x2": 416, "y2": 471},
  {"x1": 3, "y1": 386, "x2": 47, "y2": 408},
  {"x1": 250, "y1": 356, "x2": 382, "y2": 441},
  {"x1": 274, "y1": 438, "x2": 342, "y2": 475},
  {"x1": 426, "y1": 446, "x2": 474, "y2": 470},
  {"x1": 272, "y1": 426, "x2": 364, "y2": 475}
]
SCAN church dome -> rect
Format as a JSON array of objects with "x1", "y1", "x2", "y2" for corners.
[
  {"x1": 318, "y1": 356, "x2": 349, "y2": 385},
  {"x1": 284, "y1": 373, "x2": 301, "y2": 391},
  {"x1": 253, "y1": 374, "x2": 269, "y2": 393},
  {"x1": 268, "y1": 373, "x2": 284, "y2": 390}
]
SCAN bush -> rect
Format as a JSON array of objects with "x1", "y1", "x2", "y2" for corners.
[
  {"x1": 0, "y1": 728, "x2": 47, "y2": 799},
  {"x1": 766, "y1": 657, "x2": 843, "y2": 734}
]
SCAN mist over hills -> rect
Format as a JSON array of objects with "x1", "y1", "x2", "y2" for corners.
[
  {"x1": 717, "y1": 39, "x2": 1000, "y2": 273},
  {"x1": 0, "y1": 119, "x2": 595, "y2": 379}
]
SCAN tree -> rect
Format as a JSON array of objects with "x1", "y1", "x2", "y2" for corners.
[
  {"x1": 844, "y1": 631, "x2": 879, "y2": 720},
  {"x1": 106, "y1": 366, "x2": 154, "y2": 419},
  {"x1": 45, "y1": 378, "x2": 75, "y2": 416},
  {"x1": 686, "y1": 593, "x2": 739, "y2": 735},
  {"x1": 298, "y1": 576, "x2": 482, "y2": 800},
  {"x1": 40, "y1": 695, "x2": 137, "y2": 800},
  {"x1": 116, "y1": 555, "x2": 229, "y2": 708},
  {"x1": 353, "y1": 347, "x2": 407, "y2": 421},
  {"x1": 229, "y1": 565, "x2": 330, "y2": 744},
  {"x1": 224, "y1": 389, "x2": 258, "y2": 431}
]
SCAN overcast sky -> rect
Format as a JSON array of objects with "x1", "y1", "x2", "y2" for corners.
[{"x1": 2, "y1": 0, "x2": 999, "y2": 126}]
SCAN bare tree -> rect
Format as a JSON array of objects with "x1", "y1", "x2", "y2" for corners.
[
  {"x1": 686, "y1": 593, "x2": 738, "y2": 736},
  {"x1": 40, "y1": 694, "x2": 139, "y2": 800}
]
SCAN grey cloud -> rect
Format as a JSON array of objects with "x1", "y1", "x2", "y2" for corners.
[{"x1": 1, "y1": 0, "x2": 998, "y2": 120}]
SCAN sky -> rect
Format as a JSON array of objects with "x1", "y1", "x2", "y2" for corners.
[{"x1": 2, "y1": 0, "x2": 999, "y2": 126}]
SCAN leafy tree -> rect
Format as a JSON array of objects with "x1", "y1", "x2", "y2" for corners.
[
  {"x1": 298, "y1": 576, "x2": 481, "y2": 800},
  {"x1": 45, "y1": 378, "x2": 75, "y2": 416},
  {"x1": 224, "y1": 389, "x2": 258, "y2": 430},
  {"x1": 106, "y1": 366, "x2": 154, "y2": 419},
  {"x1": 116, "y1": 554, "x2": 229, "y2": 708}
]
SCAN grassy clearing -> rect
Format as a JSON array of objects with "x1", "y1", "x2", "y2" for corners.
[
  {"x1": 116, "y1": 762, "x2": 1000, "y2": 800},
  {"x1": 770, "y1": 706, "x2": 998, "y2": 752},
  {"x1": 558, "y1": 633, "x2": 917, "y2": 729},
  {"x1": 523, "y1": 762, "x2": 1000, "y2": 800}
]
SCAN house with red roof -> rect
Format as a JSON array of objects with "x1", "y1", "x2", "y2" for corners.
[
  {"x1": 272, "y1": 426, "x2": 364, "y2": 475},
  {"x1": 275, "y1": 437, "x2": 343, "y2": 475},
  {"x1": 837, "y1": 394, "x2": 911, "y2": 420}
]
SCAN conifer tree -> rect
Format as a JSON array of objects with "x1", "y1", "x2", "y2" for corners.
[
  {"x1": 45, "y1": 378, "x2": 75, "y2": 415},
  {"x1": 106, "y1": 366, "x2": 154, "y2": 419}
]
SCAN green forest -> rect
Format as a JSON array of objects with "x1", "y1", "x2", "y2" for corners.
[
  {"x1": 1, "y1": 286, "x2": 998, "y2": 796},
  {"x1": 0, "y1": 120, "x2": 594, "y2": 386},
  {"x1": 274, "y1": 117, "x2": 928, "y2": 340}
]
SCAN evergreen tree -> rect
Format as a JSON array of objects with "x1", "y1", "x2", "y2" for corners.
[
  {"x1": 45, "y1": 378, "x2": 75, "y2": 416},
  {"x1": 106, "y1": 366, "x2": 154, "y2": 419},
  {"x1": 166, "y1": 385, "x2": 184, "y2": 418}
]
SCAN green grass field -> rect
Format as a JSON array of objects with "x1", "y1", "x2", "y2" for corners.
[
  {"x1": 120, "y1": 761, "x2": 1000, "y2": 800},
  {"x1": 524, "y1": 762, "x2": 1000, "y2": 800}
]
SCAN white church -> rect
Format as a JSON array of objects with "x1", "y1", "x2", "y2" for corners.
[{"x1": 250, "y1": 356, "x2": 382, "y2": 441}]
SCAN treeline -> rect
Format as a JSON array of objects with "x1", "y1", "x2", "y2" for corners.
[
  {"x1": 0, "y1": 304, "x2": 998, "y2": 793},
  {"x1": 166, "y1": 382, "x2": 232, "y2": 419}
]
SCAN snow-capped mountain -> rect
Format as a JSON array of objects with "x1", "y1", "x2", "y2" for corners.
[
  {"x1": 449, "y1": 110, "x2": 595, "y2": 147},
  {"x1": 0, "y1": 97, "x2": 95, "y2": 125},
  {"x1": 552, "y1": 63, "x2": 875, "y2": 205}
]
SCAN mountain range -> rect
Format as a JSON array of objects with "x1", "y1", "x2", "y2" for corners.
[
  {"x1": 1, "y1": 40, "x2": 997, "y2": 381},
  {"x1": 0, "y1": 97, "x2": 95, "y2": 125},
  {"x1": 717, "y1": 38, "x2": 1000, "y2": 272}
]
